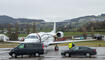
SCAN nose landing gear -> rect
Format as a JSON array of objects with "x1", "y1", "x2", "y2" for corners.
[{"x1": 55, "y1": 44, "x2": 59, "y2": 51}]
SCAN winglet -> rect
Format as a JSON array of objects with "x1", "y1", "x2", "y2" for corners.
[{"x1": 51, "y1": 22, "x2": 56, "y2": 33}]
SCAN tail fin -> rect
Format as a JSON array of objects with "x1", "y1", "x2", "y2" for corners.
[{"x1": 51, "y1": 22, "x2": 56, "y2": 33}]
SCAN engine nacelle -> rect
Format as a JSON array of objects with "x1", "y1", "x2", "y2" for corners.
[{"x1": 56, "y1": 31, "x2": 64, "y2": 38}]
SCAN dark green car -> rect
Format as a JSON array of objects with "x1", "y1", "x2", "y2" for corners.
[
  {"x1": 61, "y1": 46, "x2": 97, "y2": 57},
  {"x1": 9, "y1": 43, "x2": 44, "y2": 58}
]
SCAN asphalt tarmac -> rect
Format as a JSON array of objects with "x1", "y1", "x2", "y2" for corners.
[{"x1": 0, "y1": 46, "x2": 105, "y2": 60}]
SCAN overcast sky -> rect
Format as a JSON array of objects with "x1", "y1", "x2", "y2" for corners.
[{"x1": 0, "y1": 0, "x2": 105, "y2": 22}]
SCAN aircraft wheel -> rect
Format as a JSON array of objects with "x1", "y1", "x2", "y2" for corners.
[{"x1": 55, "y1": 46, "x2": 59, "y2": 51}]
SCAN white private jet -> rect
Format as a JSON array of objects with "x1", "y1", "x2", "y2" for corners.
[
  {"x1": 24, "y1": 22, "x2": 95, "y2": 49},
  {"x1": 24, "y1": 22, "x2": 64, "y2": 46}
]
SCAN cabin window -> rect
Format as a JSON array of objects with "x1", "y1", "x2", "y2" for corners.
[{"x1": 72, "y1": 47, "x2": 79, "y2": 50}]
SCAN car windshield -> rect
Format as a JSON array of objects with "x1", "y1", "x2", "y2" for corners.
[
  {"x1": 17, "y1": 43, "x2": 24, "y2": 48},
  {"x1": 26, "y1": 35, "x2": 38, "y2": 39}
]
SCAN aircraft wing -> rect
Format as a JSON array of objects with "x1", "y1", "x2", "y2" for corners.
[
  {"x1": 48, "y1": 39, "x2": 96, "y2": 45},
  {"x1": 5, "y1": 41, "x2": 23, "y2": 43}
]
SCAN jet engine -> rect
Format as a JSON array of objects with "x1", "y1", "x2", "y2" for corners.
[{"x1": 56, "y1": 31, "x2": 64, "y2": 38}]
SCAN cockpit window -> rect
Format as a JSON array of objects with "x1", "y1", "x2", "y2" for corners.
[{"x1": 26, "y1": 35, "x2": 38, "y2": 39}]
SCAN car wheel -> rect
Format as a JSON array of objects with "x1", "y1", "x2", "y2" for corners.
[
  {"x1": 36, "y1": 53, "x2": 40, "y2": 57},
  {"x1": 85, "y1": 53, "x2": 91, "y2": 57},
  {"x1": 29, "y1": 54, "x2": 32, "y2": 57},
  {"x1": 65, "y1": 53, "x2": 70, "y2": 57},
  {"x1": 11, "y1": 53, "x2": 17, "y2": 58},
  {"x1": 21, "y1": 55, "x2": 23, "y2": 58},
  {"x1": 34, "y1": 53, "x2": 36, "y2": 57}
]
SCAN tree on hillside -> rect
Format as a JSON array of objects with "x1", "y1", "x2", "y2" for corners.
[
  {"x1": 15, "y1": 22, "x2": 19, "y2": 40},
  {"x1": 32, "y1": 22, "x2": 36, "y2": 33},
  {"x1": 26, "y1": 24, "x2": 30, "y2": 34},
  {"x1": 7, "y1": 24, "x2": 11, "y2": 39},
  {"x1": 0, "y1": 25, "x2": 2, "y2": 33},
  {"x1": 90, "y1": 23, "x2": 94, "y2": 38},
  {"x1": 82, "y1": 26, "x2": 87, "y2": 39}
]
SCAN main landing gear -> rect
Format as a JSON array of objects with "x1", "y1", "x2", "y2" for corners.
[{"x1": 55, "y1": 44, "x2": 59, "y2": 51}]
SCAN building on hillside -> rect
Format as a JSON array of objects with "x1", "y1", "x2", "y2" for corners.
[{"x1": 0, "y1": 34, "x2": 9, "y2": 42}]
